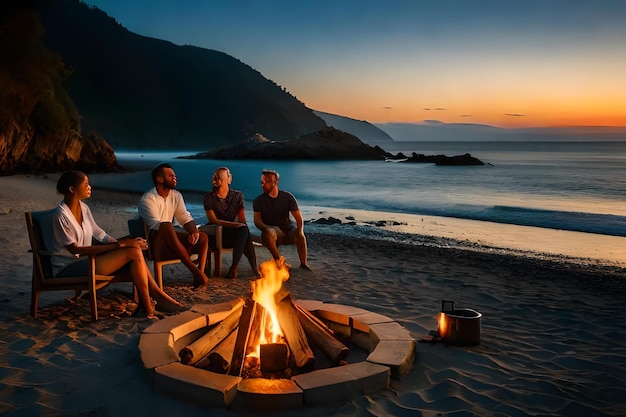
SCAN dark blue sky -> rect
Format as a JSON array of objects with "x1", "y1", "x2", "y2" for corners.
[{"x1": 83, "y1": 0, "x2": 626, "y2": 127}]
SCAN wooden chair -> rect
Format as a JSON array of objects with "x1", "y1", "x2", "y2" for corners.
[
  {"x1": 26, "y1": 209, "x2": 133, "y2": 321},
  {"x1": 127, "y1": 216, "x2": 224, "y2": 288}
]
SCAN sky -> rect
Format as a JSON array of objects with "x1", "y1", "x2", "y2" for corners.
[{"x1": 81, "y1": 0, "x2": 626, "y2": 128}]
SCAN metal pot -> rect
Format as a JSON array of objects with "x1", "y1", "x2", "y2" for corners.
[{"x1": 437, "y1": 304, "x2": 482, "y2": 346}]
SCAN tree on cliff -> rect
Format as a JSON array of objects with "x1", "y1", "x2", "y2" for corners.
[{"x1": 0, "y1": 0, "x2": 120, "y2": 175}]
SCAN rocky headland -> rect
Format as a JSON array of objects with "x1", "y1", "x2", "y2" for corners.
[
  {"x1": 386, "y1": 152, "x2": 485, "y2": 166},
  {"x1": 183, "y1": 127, "x2": 485, "y2": 165},
  {"x1": 184, "y1": 127, "x2": 387, "y2": 160}
]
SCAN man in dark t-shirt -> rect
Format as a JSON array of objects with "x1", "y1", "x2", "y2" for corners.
[{"x1": 253, "y1": 169, "x2": 311, "y2": 270}]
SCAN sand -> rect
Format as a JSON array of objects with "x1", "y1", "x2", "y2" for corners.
[{"x1": 1, "y1": 174, "x2": 625, "y2": 417}]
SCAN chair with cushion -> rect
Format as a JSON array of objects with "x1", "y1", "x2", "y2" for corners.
[
  {"x1": 127, "y1": 216, "x2": 224, "y2": 288},
  {"x1": 26, "y1": 209, "x2": 134, "y2": 321}
]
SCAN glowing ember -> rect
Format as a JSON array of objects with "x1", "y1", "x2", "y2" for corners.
[{"x1": 248, "y1": 257, "x2": 290, "y2": 357}]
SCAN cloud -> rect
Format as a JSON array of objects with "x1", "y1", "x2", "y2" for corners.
[
  {"x1": 423, "y1": 108, "x2": 431, "y2": 111},
  {"x1": 460, "y1": 114, "x2": 472, "y2": 117},
  {"x1": 435, "y1": 108, "x2": 446, "y2": 111},
  {"x1": 382, "y1": 106, "x2": 393, "y2": 110},
  {"x1": 505, "y1": 113, "x2": 526, "y2": 117}
]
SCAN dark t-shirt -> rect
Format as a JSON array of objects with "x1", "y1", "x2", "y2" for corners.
[
  {"x1": 253, "y1": 190, "x2": 299, "y2": 232},
  {"x1": 203, "y1": 189, "x2": 244, "y2": 222}
]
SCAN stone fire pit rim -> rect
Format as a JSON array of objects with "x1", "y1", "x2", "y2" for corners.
[{"x1": 138, "y1": 298, "x2": 416, "y2": 408}]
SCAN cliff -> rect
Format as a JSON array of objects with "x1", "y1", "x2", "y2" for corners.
[{"x1": 0, "y1": 0, "x2": 121, "y2": 175}]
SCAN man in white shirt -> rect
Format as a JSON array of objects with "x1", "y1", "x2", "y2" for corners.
[{"x1": 138, "y1": 163, "x2": 210, "y2": 288}]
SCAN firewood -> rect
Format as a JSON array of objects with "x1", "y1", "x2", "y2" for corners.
[
  {"x1": 275, "y1": 295, "x2": 315, "y2": 370},
  {"x1": 228, "y1": 298, "x2": 257, "y2": 376},
  {"x1": 296, "y1": 305, "x2": 350, "y2": 363},
  {"x1": 295, "y1": 304, "x2": 335, "y2": 335},
  {"x1": 260, "y1": 343, "x2": 289, "y2": 372},
  {"x1": 179, "y1": 303, "x2": 243, "y2": 365},
  {"x1": 194, "y1": 330, "x2": 238, "y2": 374}
]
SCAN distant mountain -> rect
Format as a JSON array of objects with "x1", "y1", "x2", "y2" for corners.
[
  {"x1": 313, "y1": 111, "x2": 393, "y2": 145},
  {"x1": 376, "y1": 120, "x2": 626, "y2": 141},
  {"x1": 35, "y1": 0, "x2": 327, "y2": 150}
]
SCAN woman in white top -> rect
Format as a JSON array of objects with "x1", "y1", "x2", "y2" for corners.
[{"x1": 50, "y1": 171, "x2": 183, "y2": 319}]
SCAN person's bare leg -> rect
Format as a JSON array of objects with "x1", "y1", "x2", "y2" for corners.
[
  {"x1": 144, "y1": 266, "x2": 184, "y2": 311},
  {"x1": 261, "y1": 227, "x2": 281, "y2": 260},
  {"x1": 152, "y1": 222, "x2": 209, "y2": 287},
  {"x1": 243, "y1": 233, "x2": 259, "y2": 276},
  {"x1": 96, "y1": 247, "x2": 157, "y2": 318},
  {"x1": 176, "y1": 229, "x2": 209, "y2": 287},
  {"x1": 192, "y1": 231, "x2": 208, "y2": 276},
  {"x1": 295, "y1": 234, "x2": 311, "y2": 270}
]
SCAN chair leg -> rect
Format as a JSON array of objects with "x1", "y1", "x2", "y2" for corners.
[
  {"x1": 30, "y1": 273, "x2": 40, "y2": 318},
  {"x1": 30, "y1": 290, "x2": 40, "y2": 318},
  {"x1": 214, "y1": 249, "x2": 222, "y2": 278},
  {"x1": 155, "y1": 262, "x2": 164, "y2": 290},
  {"x1": 88, "y1": 289, "x2": 98, "y2": 321},
  {"x1": 206, "y1": 252, "x2": 212, "y2": 277}
]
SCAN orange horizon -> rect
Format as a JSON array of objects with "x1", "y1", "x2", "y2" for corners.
[{"x1": 313, "y1": 105, "x2": 626, "y2": 129}]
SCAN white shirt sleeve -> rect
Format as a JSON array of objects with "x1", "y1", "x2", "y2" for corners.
[
  {"x1": 171, "y1": 190, "x2": 194, "y2": 227},
  {"x1": 138, "y1": 188, "x2": 165, "y2": 231}
]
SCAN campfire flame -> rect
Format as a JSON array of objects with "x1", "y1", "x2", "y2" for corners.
[{"x1": 248, "y1": 257, "x2": 290, "y2": 357}]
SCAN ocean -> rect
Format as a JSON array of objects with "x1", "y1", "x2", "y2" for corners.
[{"x1": 89, "y1": 141, "x2": 626, "y2": 240}]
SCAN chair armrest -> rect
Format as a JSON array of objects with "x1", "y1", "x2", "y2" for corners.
[
  {"x1": 201, "y1": 224, "x2": 219, "y2": 235},
  {"x1": 199, "y1": 224, "x2": 223, "y2": 250}
]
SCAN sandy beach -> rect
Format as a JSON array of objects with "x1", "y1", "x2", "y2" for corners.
[{"x1": 1, "y1": 174, "x2": 625, "y2": 416}]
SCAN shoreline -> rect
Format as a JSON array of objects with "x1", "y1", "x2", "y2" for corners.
[
  {"x1": 8, "y1": 174, "x2": 626, "y2": 268},
  {"x1": 1, "y1": 174, "x2": 625, "y2": 416}
]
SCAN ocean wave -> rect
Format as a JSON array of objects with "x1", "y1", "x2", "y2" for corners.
[
  {"x1": 360, "y1": 203, "x2": 626, "y2": 238},
  {"x1": 486, "y1": 205, "x2": 626, "y2": 237}
]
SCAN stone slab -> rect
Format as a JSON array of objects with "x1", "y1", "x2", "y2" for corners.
[
  {"x1": 234, "y1": 378, "x2": 303, "y2": 410},
  {"x1": 369, "y1": 322, "x2": 415, "y2": 344},
  {"x1": 352, "y1": 311, "x2": 394, "y2": 326},
  {"x1": 350, "y1": 328, "x2": 376, "y2": 353},
  {"x1": 292, "y1": 362, "x2": 389, "y2": 406},
  {"x1": 367, "y1": 339, "x2": 416, "y2": 379},
  {"x1": 155, "y1": 362, "x2": 241, "y2": 407},
  {"x1": 143, "y1": 310, "x2": 207, "y2": 340},
  {"x1": 139, "y1": 332, "x2": 177, "y2": 369}
]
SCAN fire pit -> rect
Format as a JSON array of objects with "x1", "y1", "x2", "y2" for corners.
[{"x1": 138, "y1": 259, "x2": 416, "y2": 409}]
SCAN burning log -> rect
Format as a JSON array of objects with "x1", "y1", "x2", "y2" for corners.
[
  {"x1": 295, "y1": 304, "x2": 349, "y2": 364},
  {"x1": 275, "y1": 295, "x2": 315, "y2": 370},
  {"x1": 229, "y1": 298, "x2": 257, "y2": 376},
  {"x1": 194, "y1": 330, "x2": 238, "y2": 374},
  {"x1": 179, "y1": 302, "x2": 244, "y2": 365},
  {"x1": 260, "y1": 343, "x2": 289, "y2": 372}
]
